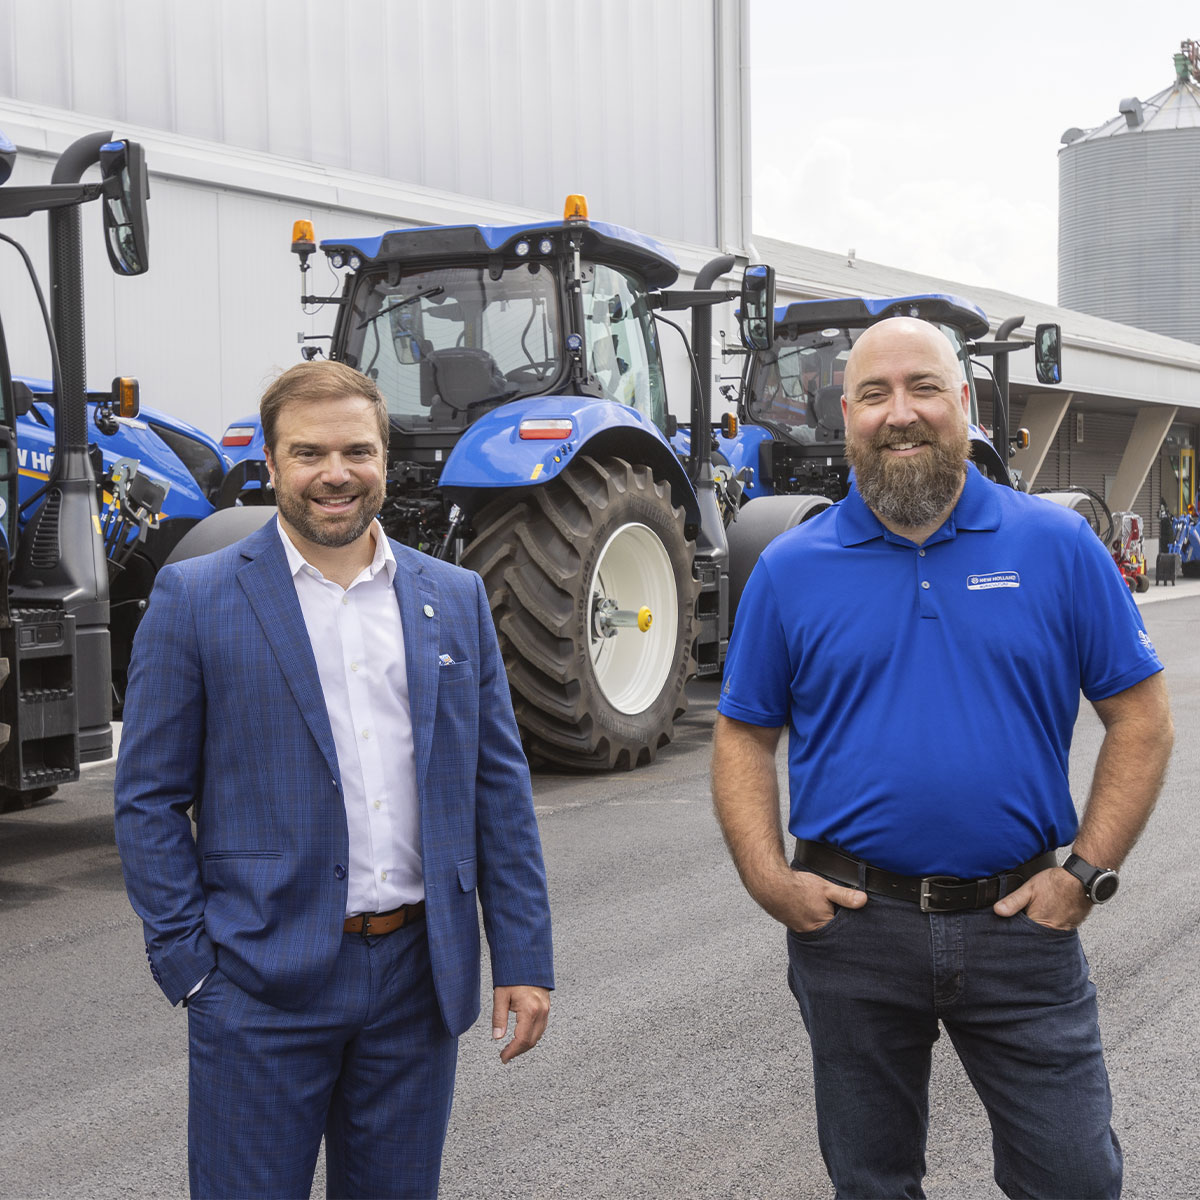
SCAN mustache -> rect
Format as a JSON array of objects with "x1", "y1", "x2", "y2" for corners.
[{"x1": 872, "y1": 420, "x2": 939, "y2": 449}]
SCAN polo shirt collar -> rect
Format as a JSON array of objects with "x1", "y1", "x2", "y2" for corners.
[{"x1": 836, "y1": 462, "x2": 1002, "y2": 547}]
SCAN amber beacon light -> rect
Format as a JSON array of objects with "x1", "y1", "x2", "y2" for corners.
[{"x1": 563, "y1": 194, "x2": 589, "y2": 222}]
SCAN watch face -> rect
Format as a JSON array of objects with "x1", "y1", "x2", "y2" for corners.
[{"x1": 1092, "y1": 871, "x2": 1119, "y2": 903}]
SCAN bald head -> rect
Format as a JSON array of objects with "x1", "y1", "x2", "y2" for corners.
[{"x1": 843, "y1": 317, "x2": 964, "y2": 403}]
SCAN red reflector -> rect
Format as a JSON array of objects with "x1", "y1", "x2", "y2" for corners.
[
  {"x1": 221, "y1": 427, "x2": 255, "y2": 446},
  {"x1": 519, "y1": 419, "x2": 573, "y2": 440}
]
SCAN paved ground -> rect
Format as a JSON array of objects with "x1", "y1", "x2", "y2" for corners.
[{"x1": 1, "y1": 593, "x2": 1197, "y2": 1199}]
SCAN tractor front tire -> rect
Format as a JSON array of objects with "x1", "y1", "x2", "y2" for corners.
[{"x1": 463, "y1": 455, "x2": 698, "y2": 771}]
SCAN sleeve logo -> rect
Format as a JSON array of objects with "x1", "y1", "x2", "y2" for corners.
[{"x1": 966, "y1": 571, "x2": 1020, "y2": 590}]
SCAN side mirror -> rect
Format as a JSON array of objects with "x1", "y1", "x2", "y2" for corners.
[
  {"x1": 390, "y1": 308, "x2": 422, "y2": 365},
  {"x1": 1034, "y1": 323, "x2": 1061, "y2": 385},
  {"x1": 739, "y1": 264, "x2": 775, "y2": 351},
  {"x1": 98, "y1": 139, "x2": 150, "y2": 275}
]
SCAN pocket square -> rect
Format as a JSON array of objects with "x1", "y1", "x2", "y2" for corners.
[{"x1": 438, "y1": 653, "x2": 457, "y2": 666}]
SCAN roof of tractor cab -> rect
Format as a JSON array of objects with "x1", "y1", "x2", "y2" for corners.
[
  {"x1": 321, "y1": 218, "x2": 680, "y2": 290},
  {"x1": 773, "y1": 293, "x2": 990, "y2": 340}
]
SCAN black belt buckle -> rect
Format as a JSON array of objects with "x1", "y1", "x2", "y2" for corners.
[{"x1": 919, "y1": 875, "x2": 962, "y2": 913}]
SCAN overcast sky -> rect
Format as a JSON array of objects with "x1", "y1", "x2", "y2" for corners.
[{"x1": 749, "y1": 0, "x2": 1199, "y2": 305}]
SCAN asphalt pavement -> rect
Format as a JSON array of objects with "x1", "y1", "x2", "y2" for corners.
[{"x1": 1, "y1": 593, "x2": 1197, "y2": 1199}]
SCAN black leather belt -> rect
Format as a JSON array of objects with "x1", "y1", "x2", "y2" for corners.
[{"x1": 792, "y1": 839, "x2": 1059, "y2": 913}]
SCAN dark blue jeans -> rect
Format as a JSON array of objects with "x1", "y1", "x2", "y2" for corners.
[{"x1": 786, "y1": 887, "x2": 1122, "y2": 1199}]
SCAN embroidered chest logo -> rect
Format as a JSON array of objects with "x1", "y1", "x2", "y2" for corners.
[{"x1": 966, "y1": 571, "x2": 1021, "y2": 591}]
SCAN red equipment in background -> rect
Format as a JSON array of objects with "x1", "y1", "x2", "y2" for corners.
[{"x1": 1110, "y1": 511, "x2": 1150, "y2": 593}]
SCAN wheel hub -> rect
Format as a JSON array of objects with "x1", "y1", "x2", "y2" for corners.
[{"x1": 588, "y1": 522, "x2": 678, "y2": 714}]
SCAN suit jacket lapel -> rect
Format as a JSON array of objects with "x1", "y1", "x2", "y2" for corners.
[
  {"x1": 392, "y1": 545, "x2": 438, "y2": 789},
  {"x1": 236, "y1": 520, "x2": 340, "y2": 782}
]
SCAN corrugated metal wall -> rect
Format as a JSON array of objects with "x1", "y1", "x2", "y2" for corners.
[
  {"x1": 0, "y1": 0, "x2": 739, "y2": 437},
  {"x1": 0, "y1": 0, "x2": 720, "y2": 248},
  {"x1": 1059, "y1": 131, "x2": 1200, "y2": 344}
]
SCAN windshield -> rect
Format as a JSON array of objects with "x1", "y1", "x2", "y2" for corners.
[
  {"x1": 347, "y1": 263, "x2": 564, "y2": 430},
  {"x1": 745, "y1": 322, "x2": 975, "y2": 444}
]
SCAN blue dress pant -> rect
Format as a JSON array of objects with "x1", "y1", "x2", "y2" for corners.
[
  {"x1": 186, "y1": 921, "x2": 458, "y2": 1199},
  {"x1": 786, "y1": 886, "x2": 1122, "y2": 1200}
]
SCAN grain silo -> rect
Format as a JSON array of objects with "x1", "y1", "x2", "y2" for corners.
[{"x1": 1059, "y1": 42, "x2": 1200, "y2": 343}]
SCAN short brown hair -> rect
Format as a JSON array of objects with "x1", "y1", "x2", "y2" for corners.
[{"x1": 259, "y1": 361, "x2": 389, "y2": 453}]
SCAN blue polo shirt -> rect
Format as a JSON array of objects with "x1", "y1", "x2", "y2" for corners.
[{"x1": 718, "y1": 466, "x2": 1163, "y2": 877}]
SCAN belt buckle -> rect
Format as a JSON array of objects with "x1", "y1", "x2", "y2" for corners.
[{"x1": 919, "y1": 875, "x2": 960, "y2": 913}]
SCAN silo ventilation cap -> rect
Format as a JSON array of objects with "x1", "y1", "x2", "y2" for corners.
[{"x1": 1118, "y1": 97, "x2": 1144, "y2": 129}]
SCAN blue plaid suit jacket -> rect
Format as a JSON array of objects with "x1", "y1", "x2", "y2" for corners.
[{"x1": 114, "y1": 518, "x2": 553, "y2": 1034}]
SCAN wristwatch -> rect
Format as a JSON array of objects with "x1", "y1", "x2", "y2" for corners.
[{"x1": 1062, "y1": 853, "x2": 1120, "y2": 904}]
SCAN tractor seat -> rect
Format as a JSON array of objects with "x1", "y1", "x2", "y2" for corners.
[
  {"x1": 419, "y1": 348, "x2": 508, "y2": 419},
  {"x1": 812, "y1": 384, "x2": 846, "y2": 440}
]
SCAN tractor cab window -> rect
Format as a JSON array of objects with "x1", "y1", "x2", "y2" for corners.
[
  {"x1": 349, "y1": 263, "x2": 564, "y2": 430},
  {"x1": 581, "y1": 263, "x2": 667, "y2": 431},
  {"x1": 747, "y1": 321, "x2": 974, "y2": 445}
]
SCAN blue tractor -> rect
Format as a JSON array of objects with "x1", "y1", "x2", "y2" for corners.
[
  {"x1": 204, "y1": 198, "x2": 765, "y2": 770},
  {"x1": 12, "y1": 376, "x2": 231, "y2": 714},
  {"x1": 0, "y1": 127, "x2": 233, "y2": 807},
  {"x1": 713, "y1": 294, "x2": 1061, "y2": 615}
]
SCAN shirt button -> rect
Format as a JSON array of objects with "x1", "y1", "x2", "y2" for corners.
[
  {"x1": 334, "y1": 864, "x2": 346, "y2": 879},
  {"x1": 350, "y1": 661, "x2": 359, "y2": 672},
  {"x1": 374, "y1": 800, "x2": 381, "y2": 810},
  {"x1": 342, "y1": 597, "x2": 349, "y2": 606},
  {"x1": 918, "y1": 548, "x2": 926, "y2": 557},
  {"x1": 380, "y1": 870, "x2": 388, "y2": 881},
  {"x1": 921, "y1": 580, "x2": 931, "y2": 590},
  {"x1": 362, "y1": 728, "x2": 371, "y2": 740}
]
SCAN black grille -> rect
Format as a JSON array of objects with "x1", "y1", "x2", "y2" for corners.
[{"x1": 28, "y1": 489, "x2": 62, "y2": 569}]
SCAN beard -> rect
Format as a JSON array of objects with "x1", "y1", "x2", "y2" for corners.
[
  {"x1": 847, "y1": 418, "x2": 969, "y2": 531},
  {"x1": 275, "y1": 479, "x2": 384, "y2": 548}
]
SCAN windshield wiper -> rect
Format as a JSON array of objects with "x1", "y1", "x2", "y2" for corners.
[{"x1": 356, "y1": 286, "x2": 445, "y2": 330}]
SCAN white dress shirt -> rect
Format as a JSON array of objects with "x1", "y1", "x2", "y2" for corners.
[{"x1": 278, "y1": 519, "x2": 423, "y2": 915}]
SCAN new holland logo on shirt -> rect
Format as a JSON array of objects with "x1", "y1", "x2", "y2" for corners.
[{"x1": 966, "y1": 570, "x2": 1021, "y2": 591}]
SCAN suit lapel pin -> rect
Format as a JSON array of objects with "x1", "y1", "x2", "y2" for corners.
[{"x1": 423, "y1": 603, "x2": 434, "y2": 618}]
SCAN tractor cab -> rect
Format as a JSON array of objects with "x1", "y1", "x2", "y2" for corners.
[
  {"x1": 734, "y1": 294, "x2": 993, "y2": 501},
  {"x1": 743, "y1": 293, "x2": 989, "y2": 444},
  {"x1": 304, "y1": 196, "x2": 677, "y2": 442}
]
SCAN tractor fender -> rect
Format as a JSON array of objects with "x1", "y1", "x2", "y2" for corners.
[
  {"x1": 439, "y1": 395, "x2": 700, "y2": 525},
  {"x1": 164, "y1": 504, "x2": 277, "y2": 564},
  {"x1": 968, "y1": 424, "x2": 1011, "y2": 487}
]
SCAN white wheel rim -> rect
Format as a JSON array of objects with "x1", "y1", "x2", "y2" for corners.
[{"x1": 588, "y1": 522, "x2": 678, "y2": 714}]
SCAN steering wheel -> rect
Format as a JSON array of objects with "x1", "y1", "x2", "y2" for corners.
[{"x1": 504, "y1": 361, "x2": 559, "y2": 385}]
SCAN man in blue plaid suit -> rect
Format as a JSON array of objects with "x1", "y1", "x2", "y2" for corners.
[{"x1": 115, "y1": 360, "x2": 554, "y2": 1199}]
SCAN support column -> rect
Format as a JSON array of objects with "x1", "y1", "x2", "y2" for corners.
[
  {"x1": 1108, "y1": 405, "x2": 1178, "y2": 513},
  {"x1": 1009, "y1": 391, "x2": 1072, "y2": 487}
]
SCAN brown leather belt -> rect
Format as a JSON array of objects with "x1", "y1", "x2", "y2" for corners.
[
  {"x1": 792, "y1": 840, "x2": 1059, "y2": 913},
  {"x1": 343, "y1": 900, "x2": 425, "y2": 936}
]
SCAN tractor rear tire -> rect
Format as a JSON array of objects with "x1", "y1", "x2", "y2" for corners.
[{"x1": 462, "y1": 455, "x2": 698, "y2": 771}]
